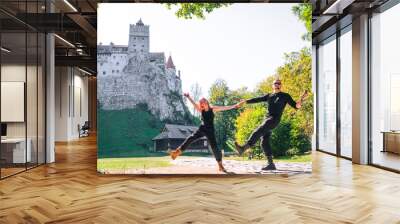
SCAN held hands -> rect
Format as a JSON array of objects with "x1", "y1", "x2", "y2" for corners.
[
  {"x1": 183, "y1": 93, "x2": 190, "y2": 98},
  {"x1": 235, "y1": 99, "x2": 246, "y2": 109}
]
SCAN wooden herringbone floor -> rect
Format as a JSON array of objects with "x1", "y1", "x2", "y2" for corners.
[{"x1": 1, "y1": 135, "x2": 400, "y2": 224}]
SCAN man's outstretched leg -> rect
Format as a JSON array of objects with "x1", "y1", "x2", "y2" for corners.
[
  {"x1": 235, "y1": 117, "x2": 277, "y2": 155},
  {"x1": 260, "y1": 131, "x2": 276, "y2": 171}
]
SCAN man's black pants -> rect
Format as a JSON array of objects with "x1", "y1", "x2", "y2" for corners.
[
  {"x1": 179, "y1": 125, "x2": 222, "y2": 162},
  {"x1": 245, "y1": 116, "x2": 280, "y2": 157}
]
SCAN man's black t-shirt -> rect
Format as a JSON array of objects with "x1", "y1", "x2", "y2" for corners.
[{"x1": 246, "y1": 92, "x2": 297, "y2": 118}]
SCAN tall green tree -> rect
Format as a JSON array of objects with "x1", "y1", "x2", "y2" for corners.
[
  {"x1": 292, "y1": 3, "x2": 312, "y2": 41},
  {"x1": 208, "y1": 79, "x2": 249, "y2": 151},
  {"x1": 209, "y1": 79, "x2": 233, "y2": 151},
  {"x1": 235, "y1": 105, "x2": 265, "y2": 158},
  {"x1": 164, "y1": 3, "x2": 231, "y2": 19}
]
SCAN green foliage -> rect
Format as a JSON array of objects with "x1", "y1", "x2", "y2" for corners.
[
  {"x1": 235, "y1": 106, "x2": 266, "y2": 146},
  {"x1": 98, "y1": 103, "x2": 202, "y2": 159},
  {"x1": 292, "y1": 3, "x2": 312, "y2": 41},
  {"x1": 270, "y1": 117, "x2": 292, "y2": 157},
  {"x1": 209, "y1": 79, "x2": 229, "y2": 104},
  {"x1": 97, "y1": 105, "x2": 164, "y2": 158},
  {"x1": 164, "y1": 2, "x2": 311, "y2": 40},
  {"x1": 209, "y1": 79, "x2": 247, "y2": 151},
  {"x1": 164, "y1": 3, "x2": 231, "y2": 19}
]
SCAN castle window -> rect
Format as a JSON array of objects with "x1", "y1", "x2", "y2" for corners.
[
  {"x1": 113, "y1": 56, "x2": 115, "y2": 59},
  {"x1": 141, "y1": 49, "x2": 143, "y2": 52},
  {"x1": 117, "y1": 70, "x2": 119, "y2": 73},
  {"x1": 100, "y1": 63, "x2": 103, "y2": 66},
  {"x1": 133, "y1": 44, "x2": 136, "y2": 47},
  {"x1": 134, "y1": 37, "x2": 136, "y2": 40},
  {"x1": 142, "y1": 37, "x2": 144, "y2": 40},
  {"x1": 112, "y1": 70, "x2": 114, "y2": 73},
  {"x1": 103, "y1": 71, "x2": 106, "y2": 75},
  {"x1": 142, "y1": 45, "x2": 144, "y2": 47},
  {"x1": 116, "y1": 62, "x2": 119, "y2": 65}
]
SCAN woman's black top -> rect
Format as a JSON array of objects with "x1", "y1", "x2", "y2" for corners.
[{"x1": 201, "y1": 108, "x2": 214, "y2": 128}]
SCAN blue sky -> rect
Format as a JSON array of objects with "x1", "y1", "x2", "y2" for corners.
[{"x1": 98, "y1": 3, "x2": 309, "y2": 97}]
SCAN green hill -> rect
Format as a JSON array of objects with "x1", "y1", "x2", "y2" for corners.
[
  {"x1": 97, "y1": 104, "x2": 200, "y2": 158},
  {"x1": 97, "y1": 105, "x2": 164, "y2": 158}
]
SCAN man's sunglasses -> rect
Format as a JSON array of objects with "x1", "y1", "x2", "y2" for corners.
[{"x1": 273, "y1": 82, "x2": 281, "y2": 85}]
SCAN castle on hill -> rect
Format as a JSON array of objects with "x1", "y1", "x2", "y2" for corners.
[{"x1": 97, "y1": 19, "x2": 189, "y2": 122}]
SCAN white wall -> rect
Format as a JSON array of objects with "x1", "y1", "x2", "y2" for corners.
[
  {"x1": 1, "y1": 63, "x2": 46, "y2": 164},
  {"x1": 55, "y1": 67, "x2": 89, "y2": 141}
]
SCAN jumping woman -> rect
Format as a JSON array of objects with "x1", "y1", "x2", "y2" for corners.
[{"x1": 169, "y1": 93, "x2": 243, "y2": 172}]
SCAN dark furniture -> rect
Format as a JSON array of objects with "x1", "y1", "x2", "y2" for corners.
[
  {"x1": 382, "y1": 131, "x2": 400, "y2": 154},
  {"x1": 1, "y1": 123, "x2": 7, "y2": 137},
  {"x1": 78, "y1": 121, "x2": 90, "y2": 138}
]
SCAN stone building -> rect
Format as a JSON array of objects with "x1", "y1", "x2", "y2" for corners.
[{"x1": 97, "y1": 19, "x2": 189, "y2": 122}]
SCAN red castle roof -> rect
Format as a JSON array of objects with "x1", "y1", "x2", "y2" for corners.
[{"x1": 166, "y1": 55, "x2": 175, "y2": 69}]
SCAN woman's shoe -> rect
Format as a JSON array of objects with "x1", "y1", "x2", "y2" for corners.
[
  {"x1": 170, "y1": 148, "x2": 182, "y2": 160},
  {"x1": 218, "y1": 161, "x2": 227, "y2": 173}
]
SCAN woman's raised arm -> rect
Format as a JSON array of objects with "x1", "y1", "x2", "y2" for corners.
[{"x1": 184, "y1": 93, "x2": 201, "y2": 112}]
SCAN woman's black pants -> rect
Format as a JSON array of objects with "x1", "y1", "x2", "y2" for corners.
[{"x1": 178, "y1": 125, "x2": 222, "y2": 162}]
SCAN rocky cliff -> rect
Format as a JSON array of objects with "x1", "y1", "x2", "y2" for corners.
[{"x1": 98, "y1": 52, "x2": 190, "y2": 123}]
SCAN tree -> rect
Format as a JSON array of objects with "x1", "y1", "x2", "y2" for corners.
[
  {"x1": 164, "y1": 3, "x2": 231, "y2": 19},
  {"x1": 190, "y1": 82, "x2": 202, "y2": 116},
  {"x1": 235, "y1": 105, "x2": 266, "y2": 158},
  {"x1": 208, "y1": 79, "x2": 232, "y2": 151},
  {"x1": 292, "y1": 3, "x2": 312, "y2": 41},
  {"x1": 208, "y1": 79, "x2": 250, "y2": 152}
]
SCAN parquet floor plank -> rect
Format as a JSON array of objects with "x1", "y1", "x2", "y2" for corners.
[{"x1": 0, "y1": 135, "x2": 399, "y2": 223}]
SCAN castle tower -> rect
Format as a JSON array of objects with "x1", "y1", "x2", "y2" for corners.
[
  {"x1": 166, "y1": 55, "x2": 176, "y2": 70},
  {"x1": 128, "y1": 18, "x2": 149, "y2": 54}
]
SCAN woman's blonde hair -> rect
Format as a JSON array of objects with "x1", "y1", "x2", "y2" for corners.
[{"x1": 199, "y1": 98, "x2": 210, "y2": 107}]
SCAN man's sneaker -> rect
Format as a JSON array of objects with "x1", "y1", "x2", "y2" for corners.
[
  {"x1": 234, "y1": 142, "x2": 245, "y2": 156},
  {"x1": 261, "y1": 163, "x2": 277, "y2": 171}
]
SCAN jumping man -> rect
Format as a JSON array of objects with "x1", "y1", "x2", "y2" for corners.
[
  {"x1": 169, "y1": 93, "x2": 244, "y2": 172},
  {"x1": 235, "y1": 79, "x2": 308, "y2": 171}
]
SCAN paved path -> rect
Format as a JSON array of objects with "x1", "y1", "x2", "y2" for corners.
[{"x1": 102, "y1": 156, "x2": 311, "y2": 175}]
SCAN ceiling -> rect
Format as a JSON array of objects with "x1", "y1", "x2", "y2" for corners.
[{"x1": 311, "y1": 0, "x2": 390, "y2": 43}]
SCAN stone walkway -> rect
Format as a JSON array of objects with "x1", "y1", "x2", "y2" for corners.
[{"x1": 102, "y1": 156, "x2": 312, "y2": 175}]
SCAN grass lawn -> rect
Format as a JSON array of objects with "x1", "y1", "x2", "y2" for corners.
[
  {"x1": 225, "y1": 154, "x2": 311, "y2": 163},
  {"x1": 97, "y1": 157, "x2": 172, "y2": 170}
]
